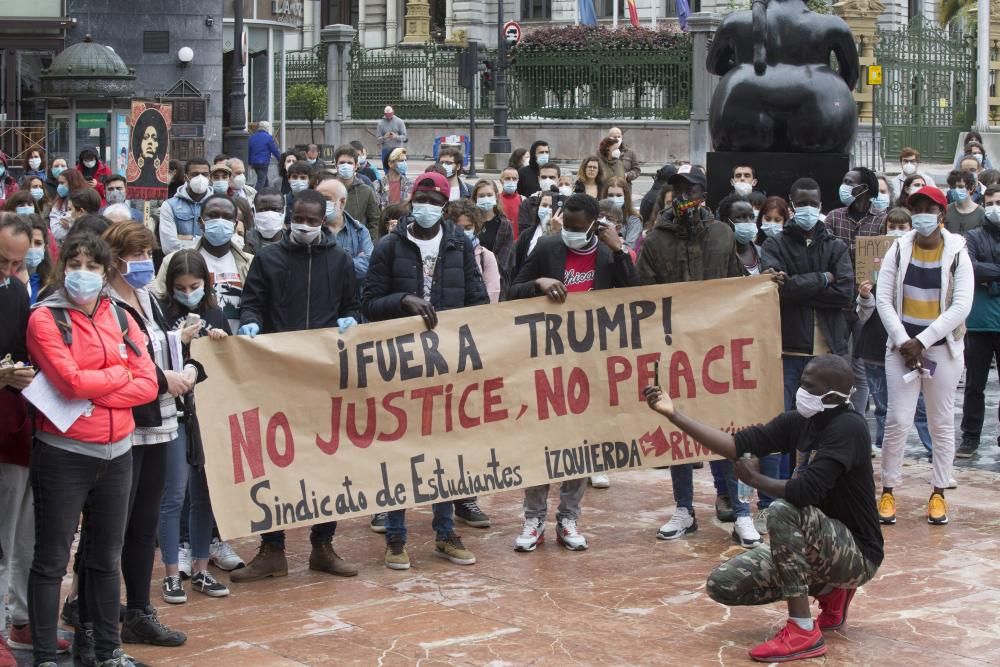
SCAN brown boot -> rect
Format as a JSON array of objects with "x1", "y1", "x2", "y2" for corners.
[
  {"x1": 309, "y1": 543, "x2": 358, "y2": 577},
  {"x1": 229, "y1": 542, "x2": 287, "y2": 582}
]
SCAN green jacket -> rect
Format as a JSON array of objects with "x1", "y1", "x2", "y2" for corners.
[
  {"x1": 636, "y1": 206, "x2": 741, "y2": 285},
  {"x1": 344, "y1": 180, "x2": 381, "y2": 237}
]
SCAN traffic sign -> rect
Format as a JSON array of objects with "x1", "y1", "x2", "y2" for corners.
[
  {"x1": 867, "y1": 65, "x2": 882, "y2": 86},
  {"x1": 503, "y1": 21, "x2": 521, "y2": 46}
]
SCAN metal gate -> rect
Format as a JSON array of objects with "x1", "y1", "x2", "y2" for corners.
[{"x1": 876, "y1": 16, "x2": 976, "y2": 162}]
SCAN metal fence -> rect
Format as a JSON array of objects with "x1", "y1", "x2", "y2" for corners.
[{"x1": 276, "y1": 40, "x2": 693, "y2": 121}]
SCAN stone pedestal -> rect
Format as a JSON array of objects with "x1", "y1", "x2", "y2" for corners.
[
  {"x1": 402, "y1": 0, "x2": 432, "y2": 44},
  {"x1": 707, "y1": 152, "x2": 850, "y2": 212}
]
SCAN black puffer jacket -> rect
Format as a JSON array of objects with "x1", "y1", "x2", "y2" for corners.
[
  {"x1": 239, "y1": 227, "x2": 360, "y2": 333},
  {"x1": 760, "y1": 222, "x2": 854, "y2": 356},
  {"x1": 362, "y1": 218, "x2": 489, "y2": 322}
]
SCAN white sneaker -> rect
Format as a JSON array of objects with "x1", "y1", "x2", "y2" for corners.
[
  {"x1": 732, "y1": 515, "x2": 763, "y2": 549},
  {"x1": 657, "y1": 507, "x2": 697, "y2": 540},
  {"x1": 178, "y1": 542, "x2": 193, "y2": 579},
  {"x1": 556, "y1": 518, "x2": 588, "y2": 551},
  {"x1": 753, "y1": 507, "x2": 771, "y2": 535},
  {"x1": 209, "y1": 538, "x2": 245, "y2": 571},
  {"x1": 514, "y1": 517, "x2": 545, "y2": 552},
  {"x1": 589, "y1": 474, "x2": 610, "y2": 489}
]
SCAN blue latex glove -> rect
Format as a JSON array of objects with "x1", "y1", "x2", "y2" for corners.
[
  {"x1": 237, "y1": 323, "x2": 260, "y2": 338},
  {"x1": 337, "y1": 317, "x2": 358, "y2": 334}
]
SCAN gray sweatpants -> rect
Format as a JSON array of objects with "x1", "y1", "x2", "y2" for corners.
[
  {"x1": 0, "y1": 463, "x2": 33, "y2": 626},
  {"x1": 523, "y1": 479, "x2": 587, "y2": 522}
]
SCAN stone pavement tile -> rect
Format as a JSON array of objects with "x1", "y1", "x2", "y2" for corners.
[{"x1": 134, "y1": 639, "x2": 311, "y2": 666}]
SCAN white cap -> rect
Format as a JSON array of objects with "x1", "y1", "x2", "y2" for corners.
[
  {"x1": 258, "y1": 120, "x2": 272, "y2": 132},
  {"x1": 384, "y1": 106, "x2": 394, "y2": 115}
]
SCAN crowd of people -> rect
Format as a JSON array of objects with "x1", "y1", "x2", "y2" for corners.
[{"x1": 0, "y1": 120, "x2": 997, "y2": 665}]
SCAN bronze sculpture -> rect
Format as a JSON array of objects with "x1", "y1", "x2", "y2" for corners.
[{"x1": 707, "y1": 0, "x2": 860, "y2": 154}]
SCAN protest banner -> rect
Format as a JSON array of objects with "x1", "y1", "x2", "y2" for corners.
[
  {"x1": 193, "y1": 276, "x2": 784, "y2": 540},
  {"x1": 855, "y1": 235, "x2": 895, "y2": 285}
]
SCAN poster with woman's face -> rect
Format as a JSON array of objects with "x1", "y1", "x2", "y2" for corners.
[{"x1": 126, "y1": 101, "x2": 172, "y2": 200}]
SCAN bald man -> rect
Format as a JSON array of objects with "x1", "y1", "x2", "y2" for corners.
[
  {"x1": 316, "y1": 173, "x2": 373, "y2": 285},
  {"x1": 607, "y1": 127, "x2": 640, "y2": 182},
  {"x1": 644, "y1": 355, "x2": 883, "y2": 663}
]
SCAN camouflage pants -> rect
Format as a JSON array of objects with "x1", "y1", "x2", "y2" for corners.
[{"x1": 706, "y1": 500, "x2": 878, "y2": 605}]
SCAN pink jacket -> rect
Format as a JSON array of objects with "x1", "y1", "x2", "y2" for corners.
[{"x1": 475, "y1": 245, "x2": 501, "y2": 304}]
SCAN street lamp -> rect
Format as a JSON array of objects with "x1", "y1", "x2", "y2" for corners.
[
  {"x1": 488, "y1": 0, "x2": 512, "y2": 155},
  {"x1": 224, "y1": 0, "x2": 249, "y2": 163}
]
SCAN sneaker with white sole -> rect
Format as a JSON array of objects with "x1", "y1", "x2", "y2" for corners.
[
  {"x1": 190, "y1": 570, "x2": 230, "y2": 597},
  {"x1": 161, "y1": 574, "x2": 186, "y2": 604},
  {"x1": 732, "y1": 515, "x2": 763, "y2": 549},
  {"x1": 454, "y1": 499, "x2": 491, "y2": 528},
  {"x1": 177, "y1": 542, "x2": 192, "y2": 579},
  {"x1": 514, "y1": 517, "x2": 545, "y2": 552},
  {"x1": 370, "y1": 512, "x2": 387, "y2": 533},
  {"x1": 556, "y1": 518, "x2": 588, "y2": 550},
  {"x1": 657, "y1": 507, "x2": 697, "y2": 540},
  {"x1": 209, "y1": 538, "x2": 245, "y2": 571},
  {"x1": 589, "y1": 474, "x2": 610, "y2": 488},
  {"x1": 753, "y1": 507, "x2": 771, "y2": 535}
]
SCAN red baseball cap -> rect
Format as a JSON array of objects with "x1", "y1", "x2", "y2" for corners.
[
  {"x1": 410, "y1": 172, "x2": 450, "y2": 200},
  {"x1": 908, "y1": 185, "x2": 947, "y2": 209}
]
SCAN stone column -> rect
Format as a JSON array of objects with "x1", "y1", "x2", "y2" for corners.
[
  {"x1": 387, "y1": 0, "x2": 398, "y2": 47},
  {"x1": 402, "y1": 0, "x2": 432, "y2": 44},
  {"x1": 687, "y1": 12, "x2": 721, "y2": 166},
  {"x1": 833, "y1": 0, "x2": 885, "y2": 124},
  {"x1": 322, "y1": 24, "x2": 356, "y2": 147}
]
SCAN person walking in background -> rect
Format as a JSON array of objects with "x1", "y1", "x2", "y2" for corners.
[
  {"x1": 248, "y1": 121, "x2": 281, "y2": 188},
  {"x1": 376, "y1": 106, "x2": 408, "y2": 171},
  {"x1": 607, "y1": 127, "x2": 640, "y2": 182}
]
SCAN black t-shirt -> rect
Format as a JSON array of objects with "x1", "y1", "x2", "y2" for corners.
[
  {"x1": 735, "y1": 406, "x2": 884, "y2": 567},
  {"x1": 0, "y1": 279, "x2": 30, "y2": 365},
  {"x1": 479, "y1": 215, "x2": 501, "y2": 254}
]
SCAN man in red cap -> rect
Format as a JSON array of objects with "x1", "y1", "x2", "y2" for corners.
[
  {"x1": 875, "y1": 184, "x2": 974, "y2": 527},
  {"x1": 361, "y1": 172, "x2": 489, "y2": 571}
]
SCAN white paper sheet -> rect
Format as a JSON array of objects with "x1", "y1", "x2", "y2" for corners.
[
  {"x1": 21, "y1": 371, "x2": 93, "y2": 433},
  {"x1": 168, "y1": 330, "x2": 184, "y2": 373}
]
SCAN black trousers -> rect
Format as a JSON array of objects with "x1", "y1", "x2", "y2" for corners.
[
  {"x1": 961, "y1": 331, "x2": 1000, "y2": 442},
  {"x1": 28, "y1": 443, "x2": 132, "y2": 663}
]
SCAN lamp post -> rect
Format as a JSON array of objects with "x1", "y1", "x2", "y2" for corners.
[
  {"x1": 488, "y1": 0, "x2": 511, "y2": 155},
  {"x1": 224, "y1": 0, "x2": 249, "y2": 162}
]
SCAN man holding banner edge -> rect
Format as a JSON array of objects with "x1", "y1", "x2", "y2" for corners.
[{"x1": 644, "y1": 354, "x2": 883, "y2": 663}]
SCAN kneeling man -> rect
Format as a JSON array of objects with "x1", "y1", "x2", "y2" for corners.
[{"x1": 644, "y1": 354, "x2": 882, "y2": 663}]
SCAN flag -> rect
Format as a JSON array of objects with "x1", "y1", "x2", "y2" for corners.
[
  {"x1": 579, "y1": 0, "x2": 598, "y2": 26},
  {"x1": 626, "y1": 0, "x2": 640, "y2": 26},
  {"x1": 677, "y1": 0, "x2": 691, "y2": 31}
]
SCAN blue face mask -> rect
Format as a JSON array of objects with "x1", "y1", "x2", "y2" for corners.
[
  {"x1": 122, "y1": 258, "x2": 155, "y2": 290},
  {"x1": 761, "y1": 222, "x2": 783, "y2": 239},
  {"x1": 51, "y1": 166, "x2": 66, "y2": 179},
  {"x1": 610, "y1": 196, "x2": 626, "y2": 209},
  {"x1": 64, "y1": 270, "x2": 104, "y2": 305},
  {"x1": 396, "y1": 161, "x2": 408, "y2": 176},
  {"x1": 203, "y1": 218, "x2": 235, "y2": 247},
  {"x1": 30, "y1": 187, "x2": 44, "y2": 201},
  {"x1": 173, "y1": 286, "x2": 205, "y2": 310},
  {"x1": 411, "y1": 203, "x2": 443, "y2": 229},
  {"x1": 0, "y1": 166, "x2": 5, "y2": 178},
  {"x1": 57, "y1": 184, "x2": 70, "y2": 198},
  {"x1": 289, "y1": 179, "x2": 309, "y2": 193},
  {"x1": 911, "y1": 213, "x2": 940, "y2": 237},
  {"x1": 733, "y1": 221, "x2": 758, "y2": 245},
  {"x1": 25, "y1": 247, "x2": 45, "y2": 272},
  {"x1": 337, "y1": 164, "x2": 355, "y2": 180},
  {"x1": 536, "y1": 153, "x2": 550, "y2": 166},
  {"x1": 16, "y1": 205, "x2": 34, "y2": 216},
  {"x1": 839, "y1": 183, "x2": 864, "y2": 207},
  {"x1": 476, "y1": 197, "x2": 496, "y2": 211},
  {"x1": 793, "y1": 206, "x2": 821, "y2": 231},
  {"x1": 871, "y1": 192, "x2": 890, "y2": 211},
  {"x1": 950, "y1": 188, "x2": 968, "y2": 202}
]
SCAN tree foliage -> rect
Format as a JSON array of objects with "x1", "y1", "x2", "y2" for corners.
[{"x1": 287, "y1": 83, "x2": 327, "y2": 143}]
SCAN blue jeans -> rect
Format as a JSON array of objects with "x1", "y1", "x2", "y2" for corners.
[
  {"x1": 709, "y1": 459, "x2": 750, "y2": 517},
  {"x1": 865, "y1": 362, "x2": 932, "y2": 451},
  {"x1": 385, "y1": 503, "x2": 454, "y2": 542},
  {"x1": 158, "y1": 428, "x2": 214, "y2": 563},
  {"x1": 252, "y1": 163, "x2": 269, "y2": 188}
]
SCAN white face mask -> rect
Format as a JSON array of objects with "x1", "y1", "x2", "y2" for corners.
[
  {"x1": 986, "y1": 204, "x2": 1000, "y2": 223},
  {"x1": 28, "y1": 157, "x2": 42, "y2": 170},
  {"x1": 886, "y1": 228, "x2": 907, "y2": 238},
  {"x1": 188, "y1": 174, "x2": 209, "y2": 195},
  {"x1": 82, "y1": 159, "x2": 97, "y2": 169},
  {"x1": 255, "y1": 210, "x2": 285, "y2": 236},
  {"x1": 901, "y1": 162, "x2": 917, "y2": 175},
  {"x1": 558, "y1": 185, "x2": 573, "y2": 197},
  {"x1": 611, "y1": 148, "x2": 622, "y2": 159},
  {"x1": 232, "y1": 174, "x2": 247, "y2": 190},
  {"x1": 290, "y1": 223, "x2": 321, "y2": 245},
  {"x1": 325, "y1": 200, "x2": 342, "y2": 221},
  {"x1": 561, "y1": 223, "x2": 595, "y2": 250},
  {"x1": 539, "y1": 178, "x2": 556, "y2": 191},
  {"x1": 733, "y1": 181, "x2": 753, "y2": 197},
  {"x1": 795, "y1": 386, "x2": 852, "y2": 419}
]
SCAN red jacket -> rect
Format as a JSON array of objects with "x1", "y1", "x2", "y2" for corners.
[
  {"x1": 76, "y1": 160, "x2": 113, "y2": 203},
  {"x1": 27, "y1": 295, "x2": 159, "y2": 444}
]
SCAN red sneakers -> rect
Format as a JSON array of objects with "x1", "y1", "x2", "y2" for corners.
[
  {"x1": 0, "y1": 636, "x2": 16, "y2": 667},
  {"x1": 6, "y1": 623, "x2": 71, "y2": 654},
  {"x1": 749, "y1": 620, "x2": 826, "y2": 663},
  {"x1": 817, "y1": 587, "x2": 857, "y2": 631}
]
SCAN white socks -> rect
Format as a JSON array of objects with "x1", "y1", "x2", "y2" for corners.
[{"x1": 790, "y1": 616, "x2": 815, "y2": 631}]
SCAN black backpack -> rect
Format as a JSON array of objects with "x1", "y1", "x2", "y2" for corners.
[{"x1": 48, "y1": 304, "x2": 143, "y2": 357}]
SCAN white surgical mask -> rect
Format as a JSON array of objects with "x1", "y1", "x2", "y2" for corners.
[
  {"x1": 911, "y1": 213, "x2": 940, "y2": 237},
  {"x1": 28, "y1": 157, "x2": 41, "y2": 170},
  {"x1": 901, "y1": 162, "x2": 917, "y2": 175},
  {"x1": 539, "y1": 178, "x2": 556, "y2": 191},
  {"x1": 561, "y1": 224, "x2": 595, "y2": 250},
  {"x1": 82, "y1": 159, "x2": 97, "y2": 169},
  {"x1": 476, "y1": 196, "x2": 496, "y2": 211},
  {"x1": 558, "y1": 185, "x2": 573, "y2": 197},
  {"x1": 985, "y1": 204, "x2": 1000, "y2": 223},
  {"x1": 290, "y1": 223, "x2": 321, "y2": 245},
  {"x1": 502, "y1": 181, "x2": 518, "y2": 194},
  {"x1": 188, "y1": 174, "x2": 209, "y2": 195},
  {"x1": 232, "y1": 174, "x2": 247, "y2": 190},
  {"x1": 254, "y1": 210, "x2": 285, "y2": 236},
  {"x1": 733, "y1": 181, "x2": 753, "y2": 197},
  {"x1": 795, "y1": 386, "x2": 852, "y2": 419},
  {"x1": 886, "y1": 228, "x2": 907, "y2": 238},
  {"x1": 411, "y1": 203, "x2": 443, "y2": 228},
  {"x1": 761, "y1": 222, "x2": 783, "y2": 238},
  {"x1": 289, "y1": 179, "x2": 309, "y2": 193},
  {"x1": 611, "y1": 148, "x2": 622, "y2": 159},
  {"x1": 325, "y1": 200, "x2": 341, "y2": 221},
  {"x1": 610, "y1": 195, "x2": 626, "y2": 209}
]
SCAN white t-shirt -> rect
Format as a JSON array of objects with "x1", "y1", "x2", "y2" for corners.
[
  {"x1": 201, "y1": 249, "x2": 242, "y2": 332},
  {"x1": 408, "y1": 225, "x2": 442, "y2": 301},
  {"x1": 449, "y1": 184, "x2": 461, "y2": 201}
]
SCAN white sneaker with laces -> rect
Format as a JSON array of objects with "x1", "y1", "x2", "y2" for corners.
[
  {"x1": 514, "y1": 517, "x2": 545, "y2": 552},
  {"x1": 556, "y1": 518, "x2": 588, "y2": 550},
  {"x1": 657, "y1": 507, "x2": 697, "y2": 540},
  {"x1": 589, "y1": 474, "x2": 610, "y2": 488},
  {"x1": 753, "y1": 507, "x2": 770, "y2": 535},
  {"x1": 178, "y1": 542, "x2": 193, "y2": 579},
  {"x1": 732, "y1": 515, "x2": 763, "y2": 549},
  {"x1": 209, "y1": 538, "x2": 245, "y2": 571}
]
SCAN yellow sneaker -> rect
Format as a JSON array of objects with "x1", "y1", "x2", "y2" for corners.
[
  {"x1": 927, "y1": 493, "x2": 949, "y2": 525},
  {"x1": 878, "y1": 492, "x2": 896, "y2": 525}
]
